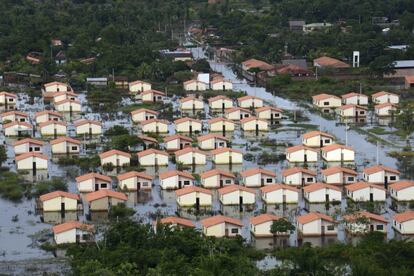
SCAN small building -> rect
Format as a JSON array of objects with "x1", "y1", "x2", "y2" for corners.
[
  {"x1": 176, "y1": 186, "x2": 213, "y2": 207},
  {"x1": 341, "y1": 92, "x2": 368, "y2": 105},
  {"x1": 255, "y1": 106, "x2": 283, "y2": 121},
  {"x1": 50, "y1": 137, "x2": 81, "y2": 154},
  {"x1": 250, "y1": 214, "x2": 286, "y2": 237},
  {"x1": 302, "y1": 131, "x2": 334, "y2": 148},
  {"x1": 218, "y1": 185, "x2": 256, "y2": 205},
  {"x1": 321, "y1": 144, "x2": 355, "y2": 162},
  {"x1": 200, "y1": 169, "x2": 236, "y2": 188},
  {"x1": 393, "y1": 211, "x2": 414, "y2": 235},
  {"x1": 337, "y1": 104, "x2": 367, "y2": 118},
  {"x1": 16, "y1": 152, "x2": 48, "y2": 170},
  {"x1": 0, "y1": 91, "x2": 17, "y2": 107},
  {"x1": 210, "y1": 78, "x2": 233, "y2": 91},
  {"x1": 1, "y1": 111, "x2": 28, "y2": 123},
  {"x1": 99, "y1": 149, "x2": 131, "y2": 167},
  {"x1": 346, "y1": 182, "x2": 386, "y2": 202},
  {"x1": 43, "y1": 82, "x2": 71, "y2": 98},
  {"x1": 138, "y1": 135, "x2": 158, "y2": 150},
  {"x1": 35, "y1": 110, "x2": 63, "y2": 124},
  {"x1": 208, "y1": 117, "x2": 235, "y2": 133},
  {"x1": 159, "y1": 170, "x2": 195, "y2": 190},
  {"x1": 174, "y1": 117, "x2": 202, "y2": 133},
  {"x1": 137, "y1": 148, "x2": 169, "y2": 166},
  {"x1": 297, "y1": 212, "x2": 338, "y2": 236},
  {"x1": 371, "y1": 91, "x2": 399, "y2": 105},
  {"x1": 179, "y1": 96, "x2": 204, "y2": 110},
  {"x1": 154, "y1": 217, "x2": 195, "y2": 231},
  {"x1": 52, "y1": 221, "x2": 94, "y2": 245},
  {"x1": 289, "y1": 20, "x2": 305, "y2": 31},
  {"x1": 313, "y1": 56, "x2": 349, "y2": 68},
  {"x1": 241, "y1": 59, "x2": 274, "y2": 81},
  {"x1": 114, "y1": 76, "x2": 129, "y2": 89},
  {"x1": 13, "y1": 138, "x2": 44, "y2": 155},
  {"x1": 39, "y1": 121, "x2": 67, "y2": 136},
  {"x1": 164, "y1": 134, "x2": 193, "y2": 151},
  {"x1": 4, "y1": 121, "x2": 32, "y2": 136},
  {"x1": 374, "y1": 103, "x2": 397, "y2": 117},
  {"x1": 312, "y1": 93, "x2": 342, "y2": 112},
  {"x1": 261, "y1": 184, "x2": 299, "y2": 204},
  {"x1": 208, "y1": 95, "x2": 233, "y2": 110},
  {"x1": 183, "y1": 79, "x2": 208, "y2": 91},
  {"x1": 389, "y1": 181, "x2": 414, "y2": 201},
  {"x1": 140, "y1": 90, "x2": 165, "y2": 103},
  {"x1": 52, "y1": 91, "x2": 78, "y2": 103},
  {"x1": 201, "y1": 215, "x2": 243, "y2": 237},
  {"x1": 321, "y1": 166, "x2": 358, "y2": 185},
  {"x1": 117, "y1": 171, "x2": 153, "y2": 191},
  {"x1": 237, "y1": 95, "x2": 264, "y2": 109},
  {"x1": 286, "y1": 145, "x2": 318, "y2": 163},
  {"x1": 211, "y1": 147, "x2": 243, "y2": 164},
  {"x1": 343, "y1": 211, "x2": 387, "y2": 234},
  {"x1": 282, "y1": 167, "x2": 317, "y2": 186},
  {"x1": 39, "y1": 191, "x2": 80, "y2": 212},
  {"x1": 304, "y1": 183, "x2": 342, "y2": 203},
  {"x1": 240, "y1": 116, "x2": 268, "y2": 131},
  {"x1": 175, "y1": 147, "x2": 207, "y2": 165},
  {"x1": 85, "y1": 190, "x2": 128, "y2": 211},
  {"x1": 76, "y1": 173, "x2": 112, "y2": 192},
  {"x1": 225, "y1": 107, "x2": 252, "y2": 121},
  {"x1": 363, "y1": 165, "x2": 399, "y2": 185},
  {"x1": 54, "y1": 99, "x2": 81, "y2": 112},
  {"x1": 404, "y1": 75, "x2": 414, "y2": 89},
  {"x1": 129, "y1": 80, "x2": 151, "y2": 93},
  {"x1": 74, "y1": 119, "x2": 102, "y2": 136},
  {"x1": 240, "y1": 168, "x2": 276, "y2": 187},
  {"x1": 197, "y1": 134, "x2": 229, "y2": 150},
  {"x1": 141, "y1": 119, "x2": 169, "y2": 134}
]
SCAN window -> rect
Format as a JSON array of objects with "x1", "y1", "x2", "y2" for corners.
[
  {"x1": 307, "y1": 177, "x2": 313, "y2": 182},
  {"x1": 8, "y1": 98, "x2": 14, "y2": 102},
  {"x1": 274, "y1": 113, "x2": 280, "y2": 117},
  {"x1": 82, "y1": 234, "x2": 90, "y2": 240},
  {"x1": 101, "y1": 183, "x2": 107, "y2": 188},
  {"x1": 376, "y1": 225, "x2": 384, "y2": 231},
  {"x1": 184, "y1": 181, "x2": 190, "y2": 185},
  {"x1": 231, "y1": 228, "x2": 239, "y2": 234},
  {"x1": 390, "y1": 176, "x2": 397, "y2": 181},
  {"x1": 53, "y1": 118, "x2": 59, "y2": 121},
  {"x1": 324, "y1": 139, "x2": 330, "y2": 143},
  {"x1": 347, "y1": 177, "x2": 354, "y2": 182},
  {"x1": 327, "y1": 225, "x2": 335, "y2": 231},
  {"x1": 34, "y1": 147, "x2": 40, "y2": 151},
  {"x1": 266, "y1": 178, "x2": 273, "y2": 183},
  {"x1": 20, "y1": 118, "x2": 25, "y2": 122},
  {"x1": 323, "y1": 102, "x2": 329, "y2": 106},
  {"x1": 360, "y1": 111, "x2": 365, "y2": 115},
  {"x1": 225, "y1": 179, "x2": 232, "y2": 184},
  {"x1": 142, "y1": 182, "x2": 148, "y2": 187},
  {"x1": 72, "y1": 146, "x2": 78, "y2": 150}
]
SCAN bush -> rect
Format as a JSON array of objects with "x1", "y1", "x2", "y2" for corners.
[
  {"x1": 0, "y1": 172, "x2": 24, "y2": 201},
  {"x1": 31, "y1": 177, "x2": 67, "y2": 197}
]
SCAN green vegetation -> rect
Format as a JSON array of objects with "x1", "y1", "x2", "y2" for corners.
[
  {"x1": 0, "y1": 145, "x2": 7, "y2": 164},
  {"x1": 57, "y1": 155, "x2": 100, "y2": 171},
  {"x1": 108, "y1": 204, "x2": 135, "y2": 220},
  {"x1": 105, "y1": 125, "x2": 130, "y2": 136},
  {"x1": 0, "y1": 172, "x2": 24, "y2": 201},
  {"x1": 30, "y1": 177, "x2": 67, "y2": 197}
]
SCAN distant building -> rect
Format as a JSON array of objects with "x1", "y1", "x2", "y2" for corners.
[
  {"x1": 303, "y1": 22, "x2": 333, "y2": 33},
  {"x1": 385, "y1": 60, "x2": 414, "y2": 78},
  {"x1": 55, "y1": 51, "x2": 66, "y2": 65},
  {"x1": 86, "y1": 77, "x2": 108, "y2": 87},
  {"x1": 289, "y1": 20, "x2": 305, "y2": 31},
  {"x1": 313, "y1": 56, "x2": 350, "y2": 68}
]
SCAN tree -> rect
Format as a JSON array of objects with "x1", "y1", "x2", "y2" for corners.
[
  {"x1": 0, "y1": 145, "x2": 7, "y2": 165},
  {"x1": 369, "y1": 56, "x2": 395, "y2": 78},
  {"x1": 396, "y1": 107, "x2": 414, "y2": 139},
  {"x1": 191, "y1": 58, "x2": 210, "y2": 73},
  {"x1": 270, "y1": 218, "x2": 295, "y2": 248}
]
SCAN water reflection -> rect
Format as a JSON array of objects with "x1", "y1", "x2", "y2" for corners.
[
  {"x1": 220, "y1": 204, "x2": 256, "y2": 218},
  {"x1": 41, "y1": 211, "x2": 79, "y2": 224},
  {"x1": 297, "y1": 236, "x2": 338, "y2": 247},
  {"x1": 305, "y1": 202, "x2": 342, "y2": 216},
  {"x1": 20, "y1": 170, "x2": 49, "y2": 183},
  {"x1": 177, "y1": 207, "x2": 215, "y2": 220},
  {"x1": 126, "y1": 191, "x2": 152, "y2": 206},
  {"x1": 88, "y1": 211, "x2": 109, "y2": 222}
]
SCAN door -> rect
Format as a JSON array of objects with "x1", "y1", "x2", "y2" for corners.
[
  {"x1": 370, "y1": 224, "x2": 374, "y2": 232},
  {"x1": 222, "y1": 102, "x2": 225, "y2": 111},
  {"x1": 196, "y1": 197, "x2": 200, "y2": 210},
  {"x1": 325, "y1": 194, "x2": 329, "y2": 202},
  {"x1": 239, "y1": 196, "x2": 243, "y2": 205},
  {"x1": 320, "y1": 139, "x2": 323, "y2": 147},
  {"x1": 220, "y1": 180, "x2": 223, "y2": 187},
  {"x1": 137, "y1": 182, "x2": 141, "y2": 190},
  {"x1": 153, "y1": 96, "x2": 156, "y2": 102},
  {"x1": 178, "y1": 181, "x2": 182, "y2": 189},
  {"x1": 61, "y1": 202, "x2": 65, "y2": 212},
  {"x1": 261, "y1": 178, "x2": 264, "y2": 187},
  {"x1": 29, "y1": 147, "x2": 33, "y2": 152},
  {"x1": 189, "y1": 125, "x2": 192, "y2": 135},
  {"x1": 225, "y1": 228, "x2": 229, "y2": 237},
  {"x1": 116, "y1": 158, "x2": 120, "y2": 167},
  {"x1": 95, "y1": 183, "x2": 99, "y2": 191},
  {"x1": 370, "y1": 193, "x2": 373, "y2": 202},
  {"x1": 240, "y1": 114, "x2": 243, "y2": 119},
  {"x1": 270, "y1": 113, "x2": 274, "y2": 122},
  {"x1": 180, "y1": 143, "x2": 183, "y2": 150},
  {"x1": 222, "y1": 125, "x2": 226, "y2": 136},
  {"x1": 76, "y1": 235, "x2": 80, "y2": 243},
  {"x1": 304, "y1": 154, "x2": 308, "y2": 163},
  {"x1": 283, "y1": 195, "x2": 286, "y2": 204},
  {"x1": 301, "y1": 178, "x2": 305, "y2": 187},
  {"x1": 321, "y1": 226, "x2": 325, "y2": 236},
  {"x1": 385, "y1": 176, "x2": 388, "y2": 186}
]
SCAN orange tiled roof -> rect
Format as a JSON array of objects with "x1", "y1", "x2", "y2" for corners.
[
  {"x1": 321, "y1": 166, "x2": 357, "y2": 176},
  {"x1": 312, "y1": 93, "x2": 340, "y2": 101},
  {"x1": 15, "y1": 152, "x2": 47, "y2": 161},
  {"x1": 321, "y1": 144, "x2": 354, "y2": 152},
  {"x1": 40, "y1": 190, "x2": 79, "y2": 202},
  {"x1": 117, "y1": 171, "x2": 153, "y2": 181},
  {"x1": 75, "y1": 172, "x2": 111, "y2": 183},
  {"x1": 394, "y1": 211, "x2": 414, "y2": 223},
  {"x1": 250, "y1": 214, "x2": 282, "y2": 225},
  {"x1": 286, "y1": 145, "x2": 318, "y2": 153},
  {"x1": 218, "y1": 184, "x2": 255, "y2": 195},
  {"x1": 240, "y1": 168, "x2": 276, "y2": 178},
  {"x1": 163, "y1": 134, "x2": 192, "y2": 143},
  {"x1": 297, "y1": 212, "x2": 336, "y2": 224},
  {"x1": 99, "y1": 149, "x2": 131, "y2": 159},
  {"x1": 175, "y1": 186, "x2": 213, "y2": 196},
  {"x1": 389, "y1": 180, "x2": 414, "y2": 191},
  {"x1": 50, "y1": 137, "x2": 81, "y2": 145},
  {"x1": 282, "y1": 167, "x2": 317, "y2": 177},
  {"x1": 13, "y1": 138, "x2": 44, "y2": 146},
  {"x1": 159, "y1": 170, "x2": 194, "y2": 180},
  {"x1": 84, "y1": 190, "x2": 127, "y2": 202},
  {"x1": 175, "y1": 147, "x2": 206, "y2": 157},
  {"x1": 302, "y1": 130, "x2": 334, "y2": 139},
  {"x1": 211, "y1": 147, "x2": 242, "y2": 155},
  {"x1": 303, "y1": 182, "x2": 342, "y2": 193},
  {"x1": 130, "y1": 108, "x2": 159, "y2": 115},
  {"x1": 200, "y1": 168, "x2": 235, "y2": 179},
  {"x1": 201, "y1": 215, "x2": 243, "y2": 228},
  {"x1": 157, "y1": 216, "x2": 195, "y2": 228},
  {"x1": 261, "y1": 183, "x2": 299, "y2": 193},
  {"x1": 52, "y1": 221, "x2": 93, "y2": 234},
  {"x1": 363, "y1": 165, "x2": 400, "y2": 175},
  {"x1": 345, "y1": 182, "x2": 386, "y2": 192},
  {"x1": 197, "y1": 133, "x2": 229, "y2": 142},
  {"x1": 174, "y1": 117, "x2": 202, "y2": 124},
  {"x1": 136, "y1": 148, "x2": 168, "y2": 158},
  {"x1": 343, "y1": 211, "x2": 387, "y2": 223}
]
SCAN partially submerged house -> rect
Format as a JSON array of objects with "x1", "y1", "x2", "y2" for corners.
[
  {"x1": 76, "y1": 173, "x2": 112, "y2": 192},
  {"x1": 175, "y1": 186, "x2": 213, "y2": 207},
  {"x1": 218, "y1": 185, "x2": 256, "y2": 205},
  {"x1": 159, "y1": 170, "x2": 195, "y2": 190},
  {"x1": 16, "y1": 152, "x2": 48, "y2": 170},
  {"x1": 200, "y1": 169, "x2": 236, "y2": 188},
  {"x1": 282, "y1": 167, "x2": 317, "y2": 186},
  {"x1": 297, "y1": 212, "x2": 338, "y2": 236},
  {"x1": 345, "y1": 182, "x2": 386, "y2": 202},
  {"x1": 240, "y1": 168, "x2": 276, "y2": 187},
  {"x1": 303, "y1": 183, "x2": 342, "y2": 203},
  {"x1": 137, "y1": 148, "x2": 169, "y2": 166},
  {"x1": 261, "y1": 184, "x2": 299, "y2": 204},
  {"x1": 50, "y1": 137, "x2": 81, "y2": 154},
  {"x1": 99, "y1": 149, "x2": 131, "y2": 167},
  {"x1": 343, "y1": 211, "x2": 387, "y2": 234},
  {"x1": 201, "y1": 215, "x2": 243, "y2": 237},
  {"x1": 302, "y1": 131, "x2": 334, "y2": 148},
  {"x1": 85, "y1": 190, "x2": 128, "y2": 211},
  {"x1": 286, "y1": 145, "x2": 318, "y2": 163},
  {"x1": 39, "y1": 191, "x2": 80, "y2": 212},
  {"x1": 117, "y1": 171, "x2": 153, "y2": 191},
  {"x1": 52, "y1": 221, "x2": 94, "y2": 244},
  {"x1": 211, "y1": 147, "x2": 243, "y2": 164},
  {"x1": 13, "y1": 138, "x2": 44, "y2": 155}
]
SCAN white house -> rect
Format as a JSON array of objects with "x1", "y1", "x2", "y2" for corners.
[
  {"x1": 341, "y1": 92, "x2": 368, "y2": 105},
  {"x1": 343, "y1": 211, "x2": 387, "y2": 234},
  {"x1": 43, "y1": 81, "x2": 72, "y2": 98},
  {"x1": 50, "y1": 137, "x2": 81, "y2": 154},
  {"x1": 99, "y1": 149, "x2": 131, "y2": 167},
  {"x1": 200, "y1": 169, "x2": 236, "y2": 188},
  {"x1": 282, "y1": 167, "x2": 317, "y2": 186},
  {"x1": 141, "y1": 119, "x2": 169, "y2": 134},
  {"x1": 39, "y1": 121, "x2": 67, "y2": 136},
  {"x1": 140, "y1": 90, "x2": 165, "y2": 103},
  {"x1": 302, "y1": 131, "x2": 334, "y2": 147},
  {"x1": 35, "y1": 110, "x2": 63, "y2": 124},
  {"x1": 312, "y1": 93, "x2": 342, "y2": 112},
  {"x1": 164, "y1": 134, "x2": 193, "y2": 151},
  {"x1": 240, "y1": 116, "x2": 268, "y2": 131},
  {"x1": 85, "y1": 190, "x2": 128, "y2": 211},
  {"x1": 393, "y1": 211, "x2": 414, "y2": 234},
  {"x1": 208, "y1": 117, "x2": 235, "y2": 133},
  {"x1": 75, "y1": 173, "x2": 112, "y2": 192},
  {"x1": 286, "y1": 145, "x2": 318, "y2": 163},
  {"x1": 389, "y1": 181, "x2": 414, "y2": 201},
  {"x1": 1, "y1": 111, "x2": 28, "y2": 123},
  {"x1": 138, "y1": 135, "x2": 158, "y2": 150},
  {"x1": 179, "y1": 96, "x2": 204, "y2": 110},
  {"x1": 337, "y1": 104, "x2": 367, "y2": 118},
  {"x1": 174, "y1": 117, "x2": 202, "y2": 133},
  {"x1": 374, "y1": 103, "x2": 398, "y2": 117},
  {"x1": 250, "y1": 214, "x2": 286, "y2": 237},
  {"x1": 297, "y1": 212, "x2": 338, "y2": 236},
  {"x1": 372, "y1": 91, "x2": 399, "y2": 105},
  {"x1": 52, "y1": 221, "x2": 93, "y2": 245},
  {"x1": 218, "y1": 185, "x2": 256, "y2": 205},
  {"x1": 197, "y1": 133, "x2": 229, "y2": 150},
  {"x1": 240, "y1": 168, "x2": 276, "y2": 187},
  {"x1": 137, "y1": 148, "x2": 169, "y2": 166},
  {"x1": 345, "y1": 182, "x2": 386, "y2": 202},
  {"x1": 154, "y1": 217, "x2": 195, "y2": 230},
  {"x1": 39, "y1": 191, "x2": 80, "y2": 212},
  {"x1": 208, "y1": 95, "x2": 233, "y2": 110},
  {"x1": 117, "y1": 171, "x2": 153, "y2": 191},
  {"x1": 131, "y1": 108, "x2": 158, "y2": 123},
  {"x1": 237, "y1": 95, "x2": 264, "y2": 109},
  {"x1": 201, "y1": 215, "x2": 243, "y2": 237},
  {"x1": 225, "y1": 107, "x2": 252, "y2": 121},
  {"x1": 159, "y1": 170, "x2": 195, "y2": 190},
  {"x1": 363, "y1": 165, "x2": 400, "y2": 185},
  {"x1": 16, "y1": 152, "x2": 48, "y2": 170},
  {"x1": 210, "y1": 78, "x2": 233, "y2": 91},
  {"x1": 211, "y1": 147, "x2": 243, "y2": 164},
  {"x1": 4, "y1": 121, "x2": 32, "y2": 136},
  {"x1": 303, "y1": 183, "x2": 342, "y2": 203},
  {"x1": 175, "y1": 147, "x2": 207, "y2": 165},
  {"x1": 176, "y1": 186, "x2": 213, "y2": 207},
  {"x1": 129, "y1": 80, "x2": 151, "y2": 93},
  {"x1": 13, "y1": 138, "x2": 44, "y2": 155},
  {"x1": 321, "y1": 166, "x2": 358, "y2": 185},
  {"x1": 321, "y1": 144, "x2": 355, "y2": 162},
  {"x1": 183, "y1": 79, "x2": 207, "y2": 91},
  {"x1": 255, "y1": 106, "x2": 283, "y2": 121},
  {"x1": 54, "y1": 99, "x2": 81, "y2": 112},
  {"x1": 74, "y1": 119, "x2": 102, "y2": 136},
  {"x1": 0, "y1": 91, "x2": 17, "y2": 107},
  {"x1": 52, "y1": 91, "x2": 78, "y2": 103},
  {"x1": 261, "y1": 184, "x2": 299, "y2": 204}
]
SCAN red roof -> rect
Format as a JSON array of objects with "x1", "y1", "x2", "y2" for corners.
[
  {"x1": 363, "y1": 165, "x2": 400, "y2": 175},
  {"x1": 163, "y1": 134, "x2": 192, "y2": 143},
  {"x1": 345, "y1": 182, "x2": 386, "y2": 192},
  {"x1": 225, "y1": 107, "x2": 251, "y2": 114},
  {"x1": 321, "y1": 166, "x2": 357, "y2": 176},
  {"x1": 218, "y1": 184, "x2": 255, "y2": 195},
  {"x1": 260, "y1": 183, "x2": 299, "y2": 193},
  {"x1": 241, "y1": 59, "x2": 274, "y2": 71},
  {"x1": 197, "y1": 133, "x2": 229, "y2": 142},
  {"x1": 240, "y1": 168, "x2": 276, "y2": 178},
  {"x1": 303, "y1": 182, "x2": 342, "y2": 193},
  {"x1": 237, "y1": 95, "x2": 262, "y2": 102},
  {"x1": 255, "y1": 106, "x2": 283, "y2": 113},
  {"x1": 286, "y1": 145, "x2": 318, "y2": 153},
  {"x1": 297, "y1": 212, "x2": 336, "y2": 224},
  {"x1": 3, "y1": 121, "x2": 32, "y2": 129},
  {"x1": 312, "y1": 93, "x2": 340, "y2": 101},
  {"x1": 40, "y1": 190, "x2": 80, "y2": 202},
  {"x1": 54, "y1": 99, "x2": 81, "y2": 105},
  {"x1": 201, "y1": 215, "x2": 243, "y2": 227},
  {"x1": 84, "y1": 190, "x2": 127, "y2": 202},
  {"x1": 314, "y1": 56, "x2": 350, "y2": 68},
  {"x1": 389, "y1": 180, "x2": 414, "y2": 191},
  {"x1": 302, "y1": 130, "x2": 334, "y2": 139},
  {"x1": 75, "y1": 173, "x2": 111, "y2": 183},
  {"x1": 174, "y1": 117, "x2": 202, "y2": 124},
  {"x1": 372, "y1": 91, "x2": 398, "y2": 98},
  {"x1": 13, "y1": 138, "x2": 44, "y2": 147},
  {"x1": 117, "y1": 171, "x2": 153, "y2": 181},
  {"x1": 35, "y1": 110, "x2": 62, "y2": 118},
  {"x1": 179, "y1": 96, "x2": 202, "y2": 103},
  {"x1": 240, "y1": 116, "x2": 267, "y2": 124},
  {"x1": 137, "y1": 135, "x2": 158, "y2": 143},
  {"x1": 159, "y1": 170, "x2": 194, "y2": 180},
  {"x1": 321, "y1": 144, "x2": 354, "y2": 152},
  {"x1": 157, "y1": 217, "x2": 195, "y2": 228},
  {"x1": 15, "y1": 152, "x2": 48, "y2": 161},
  {"x1": 74, "y1": 119, "x2": 102, "y2": 127},
  {"x1": 141, "y1": 89, "x2": 165, "y2": 96},
  {"x1": 140, "y1": 118, "x2": 169, "y2": 125},
  {"x1": 208, "y1": 117, "x2": 234, "y2": 124},
  {"x1": 52, "y1": 221, "x2": 93, "y2": 234},
  {"x1": 38, "y1": 121, "x2": 67, "y2": 128},
  {"x1": 343, "y1": 211, "x2": 387, "y2": 223},
  {"x1": 282, "y1": 167, "x2": 317, "y2": 177},
  {"x1": 394, "y1": 211, "x2": 414, "y2": 223},
  {"x1": 175, "y1": 147, "x2": 206, "y2": 157},
  {"x1": 1, "y1": 111, "x2": 28, "y2": 118},
  {"x1": 131, "y1": 108, "x2": 159, "y2": 116},
  {"x1": 200, "y1": 169, "x2": 235, "y2": 179},
  {"x1": 137, "y1": 148, "x2": 169, "y2": 158},
  {"x1": 250, "y1": 214, "x2": 282, "y2": 225},
  {"x1": 99, "y1": 149, "x2": 131, "y2": 159},
  {"x1": 175, "y1": 186, "x2": 213, "y2": 196},
  {"x1": 50, "y1": 137, "x2": 81, "y2": 145},
  {"x1": 341, "y1": 92, "x2": 368, "y2": 99},
  {"x1": 211, "y1": 147, "x2": 242, "y2": 155},
  {"x1": 208, "y1": 95, "x2": 231, "y2": 103},
  {"x1": 0, "y1": 91, "x2": 17, "y2": 98}
]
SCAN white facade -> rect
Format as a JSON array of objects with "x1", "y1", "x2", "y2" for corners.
[{"x1": 141, "y1": 120, "x2": 169, "y2": 133}]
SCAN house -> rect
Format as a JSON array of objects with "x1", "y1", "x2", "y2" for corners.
[
  {"x1": 179, "y1": 96, "x2": 204, "y2": 110},
  {"x1": 313, "y1": 56, "x2": 349, "y2": 68},
  {"x1": 337, "y1": 104, "x2": 367, "y2": 118},
  {"x1": 39, "y1": 191, "x2": 80, "y2": 212},
  {"x1": 201, "y1": 215, "x2": 243, "y2": 237},
  {"x1": 52, "y1": 221, "x2": 94, "y2": 245},
  {"x1": 261, "y1": 184, "x2": 299, "y2": 204},
  {"x1": 225, "y1": 107, "x2": 252, "y2": 121},
  {"x1": 211, "y1": 147, "x2": 243, "y2": 164},
  {"x1": 343, "y1": 211, "x2": 387, "y2": 234},
  {"x1": 240, "y1": 116, "x2": 268, "y2": 131},
  {"x1": 341, "y1": 92, "x2": 368, "y2": 105},
  {"x1": 176, "y1": 186, "x2": 213, "y2": 207},
  {"x1": 237, "y1": 95, "x2": 264, "y2": 109},
  {"x1": 114, "y1": 76, "x2": 129, "y2": 89},
  {"x1": 138, "y1": 135, "x2": 158, "y2": 150},
  {"x1": 282, "y1": 167, "x2": 317, "y2": 186},
  {"x1": 137, "y1": 148, "x2": 169, "y2": 166},
  {"x1": 208, "y1": 117, "x2": 235, "y2": 133},
  {"x1": 85, "y1": 190, "x2": 128, "y2": 211},
  {"x1": 285, "y1": 145, "x2": 318, "y2": 163},
  {"x1": 141, "y1": 119, "x2": 169, "y2": 134},
  {"x1": 297, "y1": 212, "x2": 338, "y2": 236},
  {"x1": 1, "y1": 111, "x2": 28, "y2": 123},
  {"x1": 304, "y1": 183, "x2": 342, "y2": 203},
  {"x1": 371, "y1": 91, "x2": 399, "y2": 104},
  {"x1": 321, "y1": 166, "x2": 358, "y2": 185},
  {"x1": 153, "y1": 217, "x2": 195, "y2": 231},
  {"x1": 86, "y1": 77, "x2": 107, "y2": 87},
  {"x1": 175, "y1": 147, "x2": 207, "y2": 165},
  {"x1": 404, "y1": 75, "x2": 414, "y2": 89},
  {"x1": 208, "y1": 95, "x2": 233, "y2": 110},
  {"x1": 0, "y1": 92, "x2": 17, "y2": 109},
  {"x1": 393, "y1": 211, "x2": 414, "y2": 234},
  {"x1": 99, "y1": 149, "x2": 131, "y2": 167},
  {"x1": 183, "y1": 80, "x2": 208, "y2": 91},
  {"x1": 289, "y1": 20, "x2": 305, "y2": 31},
  {"x1": 302, "y1": 131, "x2": 334, "y2": 147},
  {"x1": 174, "y1": 117, "x2": 202, "y2": 133},
  {"x1": 50, "y1": 137, "x2": 81, "y2": 154},
  {"x1": 55, "y1": 50, "x2": 66, "y2": 65},
  {"x1": 218, "y1": 185, "x2": 256, "y2": 205},
  {"x1": 52, "y1": 91, "x2": 78, "y2": 103},
  {"x1": 312, "y1": 94, "x2": 342, "y2": 112},
  {"x1": 54, "y1": 99, "x2": 81, "y2": 112},
  {"x1": 76, "y1": 173, "x2": 112, "y2": 192},
  {"x1": 240, "y1": 168, "x2": 276, "y2": 187},
  {"x1": 274, "y1": 63, "x2": 313, "y2": 76},
  {"x1": 163, "y1": 134, "x2": 192, "y2": 152},
  {"x1": 389, "y1": 181, "x2": 414, "y2": 201},
  {"x1": 39, "y1": 121, "x2": 67, "y2": 136},
  {"x1": 374, "y1": 103, "x2": 397, "y2": 117},
  {"x1": 241, "y1": 59, "x2": 274, "y2": 81},
  {"x1": 200, "y1": 169, "x2": 236, "y2": 188},
  {"x1": 250, "y1": 214, "x2": 286, "y2": 237},
  {"x1": 363, "y1": 165, "x2": 400, "y2": 185},
  {"x1": 16, "y1": 152, "x2": 48, "y2": 170},
  {"x1": 13, "y1": 138, "x2": 44, "y2": 155},
  {"x1": 117, "y1": 171, "x2": 153, "y2": 191},
  {"x1": 4, "y1": 121, "x2": 32, "y2": 136},
  {"x1": 159, "y1": 170, "x2": 195, "y2": 190},
  {"x1": 74, "y1": 119, "x2": 102, "y2": 136},
  {"x1": 255, "y1": 106, "x2": 283, "y2": 121},
  {"x1": 43, "y1": 82, "x2": 72, "y2": 98},
  {"x1": 210, "y1": 78, "x2": 233, "y2": 91},
  {"x1": 35, "y1": 110, "x2": 63, "y2": 124},
  {"x1": 140, "y1": 90, "x2": 165, "y2": 103},
  {"x1": 346, "y1": 182, "x2": 386, "y2": 202},
  {"x1": 197, "y1": 134, "x2": 229, "y2": 150},
  {"x1": 129, "y1": 80, "x2": 151, "y2": 93},
  {"x1": 160, "y1": 49, "x2": 193, "y2": 61},
  {"x1": 321, "y1": 144, "x2": 355, "y2": 162}
]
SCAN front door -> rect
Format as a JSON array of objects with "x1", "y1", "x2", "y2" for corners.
[
  {"x1": 304, "y1": 154, "x2": 308, "y2": 163},
  {"x1": 370, "y1": 193, "x2": 373, "y2": 202},
  {"x1": 239, "y1": 196, "x2": 243, "y2": 205},
  {"x1": 220, "y1": 180, "x2": 223, "y2": 187},
  {"x1": 61, "y1": 202, "x2": 65, "y2": 212},
  {"x1": 225, "y1": 228, "x2": 229, "y2": 237},
  {"x1": 325, "y1": 194, "x2": 329, "y2": 202},
  {"x1": 370, "y1": 224, "x2": 374, "y2": 232},
  {"x1": 261, "y1": 178, "x2": 264, "y2": 187},
  {"x1": 320, "y1": 139, "x2": 323, "y2": 147},
  {"x1": 196, "y1": 197, "x2": 200, "y2": 209},
  {"x1": 321, "y1": 226, "x2": 325, "y2": 236},
  {"x1": 178, "y1": 181, "x2": 182, "y2": 189},
  {"x1": 95, "y1": 184, "x2": 99, "y2": 191}
]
